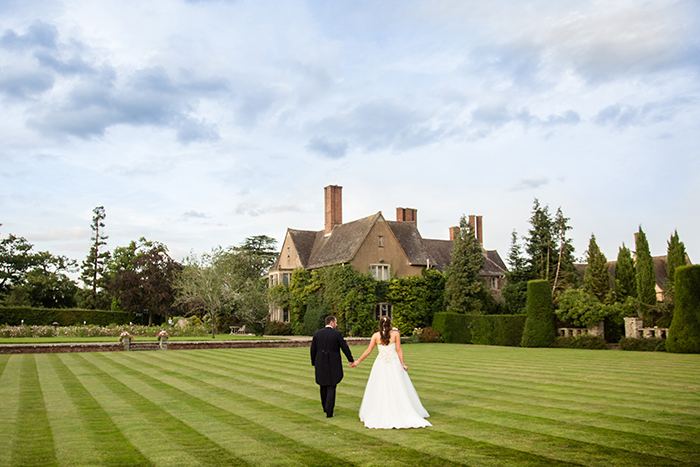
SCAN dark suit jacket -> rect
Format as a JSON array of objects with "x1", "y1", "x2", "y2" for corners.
[{"x1": 310, "y1": 326, "x2": 354, "y2": 386}]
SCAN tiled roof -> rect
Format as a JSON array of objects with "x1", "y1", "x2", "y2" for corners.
[
  {"x1": 306, "y1": 213, "x2": 380, "y2": 269},
  {"x1": 276, "y1": 213, "x2": 508, "y2": 278},
  {"x1": 386, "y1": 221, "x2": 429, "y2": 265}
]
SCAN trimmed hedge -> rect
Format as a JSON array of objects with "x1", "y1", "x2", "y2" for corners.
[
  {"x1": 521, "y1": 280, "x2": 556, "y2": 347},
  {"x1": 620, "y1": 337, "x2": 667, "y2": 352},
  {"x1": 552, "y1": 335, "x2": 607, "y2": 349},
  {"x1": 432, "y1": 312, "x2": 526, "y2": 346},
  {"x1": 666, "y1": 265, "x2": 700, "y2": 353},
  {"x1": 0, "y1": 306, "x2": 135, "y2": 326}
]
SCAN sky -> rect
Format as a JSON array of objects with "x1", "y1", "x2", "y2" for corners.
[{"x1": 1, "y1": 0, "x2": 699, "y2": 275}]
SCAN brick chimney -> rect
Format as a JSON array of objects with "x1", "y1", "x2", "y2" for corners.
[
  {"x1": 467, "y1": 215, "x2": 483, "y2": 246},
  {"x1": 324, "y1": 185, "x2": 342, "y2": 235},
  {"x1": 449, "y1": 226, "x2": 459, "y2": 241},
  {"x1": 396, "y1": 207, "x2": 417, "y2": 224}
]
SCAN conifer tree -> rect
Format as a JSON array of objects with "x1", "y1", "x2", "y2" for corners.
[
  {"x1": 635, "y1": 226, "x2": 656, "y2": 309},
  {"x1": 525, "y1": 199, "x2": 555, "y2": 282},
  {"x1": 552, "y1": 207, "x2": 577, "y2": 293},
  {"x1": 502, "y1": 230, "x2": 528, "y2": 314},
  {"x1": 79, "y1": 206, "x2": 111, "y2": 309},
  {"x1": 445, "y1": 215, "x2": 485, "y2": 314},
  {"x1": 583, "y1": 234, "x2": 610, "y2": 303},
  {"x1": 666, "y1": 230, "x2": 687, "y2": 289},
  {"x1": 666, "y1": 265, "x2": 700, "y2": 353},
  {"x1": 614, "y1": 243, "x2": 636, "y2": 301}
]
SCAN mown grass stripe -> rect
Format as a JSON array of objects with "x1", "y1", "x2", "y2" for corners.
[
  {"x1": 64, "y1": 353, "x2": 252, "y2": 467},
  {"x1": 89, "y1": 352, "x2": 356, "y2": 467},
  {"x1": 44, "y1": 354, "x2": 154, "y2": 467},
  {"x1": 12, "y1": 355, "x2": 58, "y2": 467},
  {"x1": 138, "y1": 352, "x2": 592, "y2": 465},
  {"x1": 0, "y1": 356, "x2": 21, "y2": 467},
  {"x1": 112, "y1": 351, "x2": 470, "y2": 467},
  {"x1": 434, "y1": 397, "x2": 700, "y2": 464},
  {"x1": 165, "y1": 347, "x2": 700, "y2": 466}
]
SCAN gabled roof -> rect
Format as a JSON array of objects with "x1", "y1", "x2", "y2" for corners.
[
  {"x1": 306, "y1": 213, "x2": 381, "y2": 269},
  {"x1": 273, "y1": 213, "x2": 508, "y2": 278},
  {"x1": 386, "y1": 220, "x2": 429, "y2": 266}
]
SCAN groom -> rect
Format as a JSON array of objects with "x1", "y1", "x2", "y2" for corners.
[{"x1": 310, "y1": 316, "x2": 356, "y2": 418}]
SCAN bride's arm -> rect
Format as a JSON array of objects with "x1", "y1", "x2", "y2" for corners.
[
  {"x1": 355, "y1": 334, "x2": 378, "y2": 365},
  {"x1": 394, "y1": 331, "x2": 408, "y2": 371}
]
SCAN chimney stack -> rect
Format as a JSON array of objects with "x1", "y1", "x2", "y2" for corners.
[
  {"x1": 324, "y1": 185, "x2": 342, "y2": 235},
  {"x1": 449, "y1": 226, "x2": 459, "y2": 241},
  {"x1": 465, "y1": 215, "x2": 484, "y2": 246},
  {"x1": 396, "y1": 207, "x2": 417, "y2": 224}
]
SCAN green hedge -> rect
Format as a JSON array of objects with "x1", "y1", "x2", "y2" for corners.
[
  {"x1": 0, "y1": 306, "x2": 135, "y2": 326},
  {"x1": 552, "y1": 335, "x2": 607, "y2": 349},
  {"x1": 620, "y1": 337, "x2": 667, "y2": 352},
  {"x1": 432, "y1": 312, "x2": 525, "y2": 346},
  {"x1": 666, "y1": 265, "x2": 700, "y2": 353},
  {"x1": 521, "y1": 280, "x2": 556, "y2": 347}
]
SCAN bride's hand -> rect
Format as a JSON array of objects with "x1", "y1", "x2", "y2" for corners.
[{"x1": 402, "y1": 364, "x2": 408, "y2": 371}]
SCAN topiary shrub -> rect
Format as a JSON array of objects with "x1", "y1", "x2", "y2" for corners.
[
  {"x1": 666, "y1": 265, "x2": 700, "y2": 353},
  {"x1": 521, "y1": 280, "x2": 556, "y2": 347}
]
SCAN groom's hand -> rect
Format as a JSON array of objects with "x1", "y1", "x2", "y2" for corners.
[{"x1": 349, "y1": 361, "x2": 358, "y2": 368}]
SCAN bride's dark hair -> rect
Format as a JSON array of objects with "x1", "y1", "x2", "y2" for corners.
[{"x1": 379, "y1": 316, "x2": 392, "y2": 345}]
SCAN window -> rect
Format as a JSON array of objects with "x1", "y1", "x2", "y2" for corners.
[
  {"x1": 371, "y1": 264, "x2": 390, "y2": 281},
  {"x1": 283, "y1": 308, "x2": 289, "y2": 322},
  {"x1": 488, "y1": 277, "x2": 498, "y2": 289},
  {"x1": 378, "y1": 236, "x2": 383, "y2": 247},
  {"x1": 375, "y1": 303, "x2": 393, "y2": 320},
  {"x1": 282, "y1": 273, "x2": 291, "y2": 287}
]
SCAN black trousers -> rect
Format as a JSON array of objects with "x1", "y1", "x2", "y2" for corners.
[{"x1": 320, "y1": 385, "x2": 336, "y2": 416}]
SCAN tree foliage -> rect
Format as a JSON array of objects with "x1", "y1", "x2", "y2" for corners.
[
  {"x1": 175, "y1": 245, "x2": 272, "y2": 337},
  {"x1": 445, "y1": 215, "x2": 485, "y2": 313},
  {"x1": 635, "y1": 226, "x2": 656, "y2": 310},
  {"x1": 110, "y1": 244, "x2": 182, "y2": 325},
  {"x1": 614, "y1": 244, "x2": 636, "y2": 301},
  {"x1": 666, "y1": 230, "x2": 687, "y2": 300},
  {"x1": 583, "y1": 234, "x2": 611, "y2": 303},
  {"x1": 79, "y1": 206, "x2": 111, "y2": 309}
]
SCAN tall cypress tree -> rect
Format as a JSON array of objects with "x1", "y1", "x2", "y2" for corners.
[
  {"x1": 635, "y1": 226, "x2": 656, "y2": 309},
  {"x1": 445, "y1": 215, "x2": 485, "y2": 314},
  {"x1": 614, "y1": 243, "x2": 636, "y2": 301},
  {"x1": 667, "y1": 230, "x2": 687, "y2": 289},
  {"x1": 584, "y1": 234, "x2": 610, "y2": 303},
  {"x1": 666, "y1": 265, "x2": 700, "y2": 353}
]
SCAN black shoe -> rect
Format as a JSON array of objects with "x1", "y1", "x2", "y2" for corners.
[{"x1": 326, "y1": 413, "x2": 334, "y2": 418}]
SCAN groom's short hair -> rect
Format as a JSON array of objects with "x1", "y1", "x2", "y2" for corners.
[{"x1": 325, "y1": 316, "x2": 337, "y2": 325}]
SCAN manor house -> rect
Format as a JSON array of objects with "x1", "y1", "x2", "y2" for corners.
[{"x1": 267, "y1": 185, "x2": 507, "y2": 322}]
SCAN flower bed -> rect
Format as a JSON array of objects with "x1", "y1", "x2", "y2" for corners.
[{"x1": 0, "y1": 323, "x2": 209, "y2": 339}]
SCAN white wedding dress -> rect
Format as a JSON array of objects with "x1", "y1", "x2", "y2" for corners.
[{"x1": 358, "y1": 343, "x2": 432, "y2": 429}]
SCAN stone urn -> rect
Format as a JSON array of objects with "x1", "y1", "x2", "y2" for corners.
[
  {"x1": 158, "y1": 336, "x2": 168, "y2": 350},
  {"x1": 120, "y1": 337, "x2": 131, "y2": 351}
]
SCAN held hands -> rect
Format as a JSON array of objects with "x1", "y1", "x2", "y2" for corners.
[{"x1": 349, "y1": 361, "x2": 358, "y2": 368}]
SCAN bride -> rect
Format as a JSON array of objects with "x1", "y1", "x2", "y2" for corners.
[{"x1": 353, "y1": 316, "x2": 431, "y2": 429}]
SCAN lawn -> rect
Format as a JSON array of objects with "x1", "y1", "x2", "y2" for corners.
[{"x1": 1, "y1": 344, "x2": 698, "y2": 466}]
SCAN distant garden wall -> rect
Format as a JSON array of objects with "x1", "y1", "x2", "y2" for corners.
[
  {"x1": 0, "y1": 306, "x2": 135, "y2": 326},
  {"x1": 432, "y1": 312, "x2": 526, "y2": 346}
]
